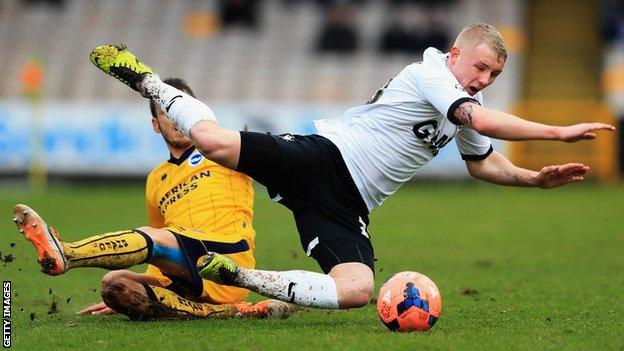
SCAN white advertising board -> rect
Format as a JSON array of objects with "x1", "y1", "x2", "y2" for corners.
[{"x1": 0, "y1": 101, "x2": 505, "y2": 178}]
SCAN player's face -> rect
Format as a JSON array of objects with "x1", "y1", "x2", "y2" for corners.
[
  {"x1": 448, "y1": 42, "x2": 505, "y2": 96},
  {"x1": 151, "y1": 107, "x2": 193, "y2": 150}
]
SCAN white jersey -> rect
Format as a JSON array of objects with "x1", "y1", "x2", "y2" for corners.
[{"x1": 314, "y1": 47, "x2": 493, "y2": 212}]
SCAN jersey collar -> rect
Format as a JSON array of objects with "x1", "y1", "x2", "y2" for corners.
[{"x1": 167, "y1": 146, "x2": 196, "y2": 165}]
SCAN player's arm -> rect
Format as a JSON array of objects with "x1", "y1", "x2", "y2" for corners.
[
  {"x1": 452, "y1": 102, "x2": 615, "y2": 141},
  {"x1": 465, "y1": 150, "x2": 589, "y2": 188}
]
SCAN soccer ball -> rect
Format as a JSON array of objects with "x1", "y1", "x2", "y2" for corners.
[{"x1": 376, "y1": 271, "x2": 442, "y2": 332}]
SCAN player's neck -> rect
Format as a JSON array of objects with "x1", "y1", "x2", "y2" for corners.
[{"x1": 168, "y1": 145, "x2": 193, "y2": 159}]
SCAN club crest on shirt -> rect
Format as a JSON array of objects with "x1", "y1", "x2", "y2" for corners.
[{"x1": 189, "y1": 153, "x2": 203, "y2": 167}]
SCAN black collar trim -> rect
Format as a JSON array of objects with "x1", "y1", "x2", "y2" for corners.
[{"x1": 167, "y1": 146, "x2": 196, "y2": 165}]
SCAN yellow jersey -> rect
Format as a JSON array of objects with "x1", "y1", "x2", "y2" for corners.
[
  {"x1": 145, "y1": 147, "x2": 254, "y2": 241},
  {"x1": 144, "y1": 147, "x2": 255, "y2": 304}
]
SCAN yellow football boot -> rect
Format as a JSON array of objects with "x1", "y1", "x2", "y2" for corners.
[
  {"x1": 197, "y1": 252, "x2": 240, "y2": 285},
  {"x1": 89, "y1": 44, "x2": 157, "y2": 92}
]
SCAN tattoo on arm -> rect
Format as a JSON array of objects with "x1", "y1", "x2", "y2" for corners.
[
  {"x1": 455, "y1": 103, "x2": 474, "y2": 125},
  {"x1": 499, "y1": 167, "x2": 527, "y2": 185}
]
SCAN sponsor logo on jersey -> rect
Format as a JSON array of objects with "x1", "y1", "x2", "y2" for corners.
[
  {"x1": 158, "y1": 171, "x2": 211, "y2": 211},
  {"x1": 189, "y1": 153, "x2": 203, "y2": 167},
  {"x1": 413, "y1": 120, "x2": 454, "y2": 156}
]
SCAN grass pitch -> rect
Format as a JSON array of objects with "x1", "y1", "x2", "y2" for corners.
[{"x1": 0, "y1": 182, "x2": 622, "y2": 350}]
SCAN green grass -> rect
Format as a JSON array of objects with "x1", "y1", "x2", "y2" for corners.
[{"x1": 1, "y1": 182, "x2": 623, "y2": 350}]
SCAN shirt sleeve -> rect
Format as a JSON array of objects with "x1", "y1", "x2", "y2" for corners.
[
  {"x1": 455, "y1": 126, "x2": 493, "y2": 160},
  {"x1": 418, "y1": 66, "x2": 480, "y2": 125}
]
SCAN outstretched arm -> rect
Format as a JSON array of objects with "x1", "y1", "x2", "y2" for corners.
[
  {"x1": 453, "y1": 102, "x2": 615, "y2": 141},
  {"x1": 466, "y1": 150, "x2": 589, "y2": 188}
]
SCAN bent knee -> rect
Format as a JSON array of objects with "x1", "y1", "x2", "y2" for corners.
[
  {"x1": 100, "y1": 271, "x2": 145, "y2": 308},
  {"x1": 338, "y1": 284, "x2": 374, "y2": 308},
  {"x1": 334, "y1": 275, "x2": 374, "y2": 308},
  {"x1": 100, "y1": 273, "x2": 153, "y2": 320},
  {"x1": 101, "y1": 274, "x2": 131, "y2": 304},
  {"x1": 330, "y1": 262, "x2": 374, "y2": 308},
  {"x1": 101, "y1": 270, "x2": 133, "y2": 285},
  {"x1": 134, "y1": 227, "x2": 176, "y2": 247}
]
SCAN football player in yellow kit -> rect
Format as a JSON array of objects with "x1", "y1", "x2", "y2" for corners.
[{"x1": 12, "y1": 78, "x2": 290, "y2": 320}]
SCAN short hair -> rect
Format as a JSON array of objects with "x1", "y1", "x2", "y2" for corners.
[
  {"x1": 149, "y1": 77, "x2": 196, "y2": 118},
  {"x1": 454, "y1": 23, "x2": 507, "y2": 62}
]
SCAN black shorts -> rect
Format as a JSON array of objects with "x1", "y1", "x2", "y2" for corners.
[{"x1": 237, "y1": 132, "x2": 375, "y2": 273}]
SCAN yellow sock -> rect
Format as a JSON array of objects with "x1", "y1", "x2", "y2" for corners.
[
  {"x1": 63, "y1": 230, "x2": 149, "y2": 270},
  {"x1": 148, "y1": 285, "x2": 237, "y2": 318}
]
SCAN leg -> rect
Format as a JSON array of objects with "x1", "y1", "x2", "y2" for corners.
[
  {"x1": 137, "y1": 227, "x2": 290, "y2": 318},
  {"x1": 62, "y1": 228, "x2": 153, "y2": 271},
  {"x1": 134, "y1": 227, "x2": 193, "y2": 283},
  {"x1": 99, "y1": 270, "x2": 228, "y2": 320},
  {"x1": 89, "y1": 46, "x2": 241, "y2": 169},
  {"x1": 188, "y1": 121, "x2": 241, "y2": 170},
  {"x1": 98, "y1": 270, "x2": 165, "y2": 320},
  {"x1": 167, "y1": 230, "x2": 256, "y2": 305},
  {"x1": 199, "y1": 240, "x2": 375, "y2": 309},
  {"x1": 199, "y1": 256, "x2": 373, "y2": 309},
  {"x1": 14, "y1": 204, "x2": 189, "y2": 277},
  {"x1": 12, "y1": 204, "x2": 152, "y2": 275},
  {"x1": 100, "y1": 270, "x2": 290, "y2": 320},
  {"x1": 197, "y1": 132, "x2": 376, "y2": 309},
  {"x1": 314, "y1": 240, "x2": 375, "y2": 307},
  {"x1": 138, "y1": 75, "x2": 241, "y2": 169},
  {"x1": 329, "y1": 263, "x2": 374, "y2": 308},
  {"x1": 77, "y1": 270, "x2": 160, "y2": 316},
  {"x1": 12, "y1": 205, "x2": 292, "y2": 318}
]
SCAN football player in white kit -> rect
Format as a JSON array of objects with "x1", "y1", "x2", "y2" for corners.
[{"x1": 90, "y1": 23, "x2": 615, "y2": 311}]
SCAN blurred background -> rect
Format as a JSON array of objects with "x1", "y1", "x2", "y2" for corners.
[
  {"x1": 0, "y1": 0, "x2": 620, "y2": 185},
  {"x1": 1, "y1": 2, "x2": 623, "y2": 348}
]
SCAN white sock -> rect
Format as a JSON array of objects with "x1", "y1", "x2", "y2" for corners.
[
  {"x1": 141, "y1": 75, "x2": 217, "y2": 136},
  {"x1": 235, "y1": 268, "x2": 340, "y2": 309}
]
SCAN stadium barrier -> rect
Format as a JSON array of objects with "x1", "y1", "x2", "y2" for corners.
[{"x1": 0, "y1": 101, "x2": 506, "y2": 178}]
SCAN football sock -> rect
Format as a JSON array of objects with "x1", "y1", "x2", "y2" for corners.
[
  {"x1": 234, "y1": 269, "x2": 340, "y2": 309},
  {"x1": 141, "y1": 75, "x2": 216, "y2": 136},
  {"x1": 63, "y1": 230, "x2": 151, "y2": 270},
  {"x1": 145, "y1": 285, "x2": 237, "y2": 318}
]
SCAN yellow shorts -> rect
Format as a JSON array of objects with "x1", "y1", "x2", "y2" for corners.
[{"x1": 144, "y1": 226, "x2": 255, "y2": 304}]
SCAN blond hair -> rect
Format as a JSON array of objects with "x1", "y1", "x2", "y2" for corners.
[{"x1": 454, "y1": 23, "x2": 507, "y2": 62}]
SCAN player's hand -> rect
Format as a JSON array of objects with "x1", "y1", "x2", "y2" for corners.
[
  {"x1": 558, "y1": 123, "x2": 615, "y2": 142},
  {"x1": 535, "y1": 163, "x2": 589, "y2": 189},
  {"x1": 76, "y1": 301, "x2": 117, "y2": 315}
]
